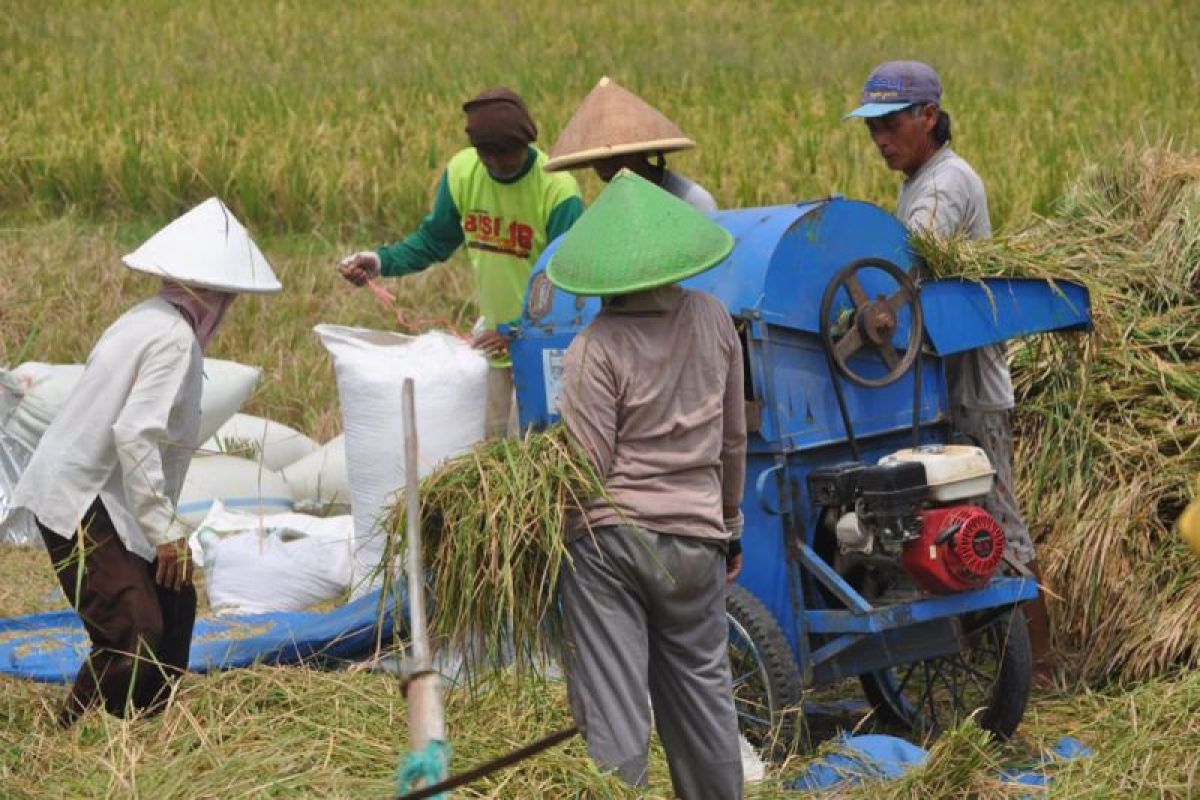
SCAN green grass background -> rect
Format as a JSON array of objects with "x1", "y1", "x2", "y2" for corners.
[
  {"x1": 2, "y1": 0, "x2": 1196, "y2": 433},
  {"x1": 2, "y1": 0, "x2": 1196, "y2": 236}
]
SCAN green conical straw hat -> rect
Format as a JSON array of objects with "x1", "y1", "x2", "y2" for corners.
[{"x1": 546, "y1": 170, "x2": 733, "y2": 296}]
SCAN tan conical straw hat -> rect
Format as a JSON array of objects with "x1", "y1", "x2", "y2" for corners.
[{"x1": 544, "y1": 76, "x2": 695, "y2": 172}]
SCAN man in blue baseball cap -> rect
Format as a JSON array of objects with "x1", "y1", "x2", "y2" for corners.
[
  {"x1": 843, "y1": 60, "x2": 952, "y2": 179},
  {"x1": 845, "y1": 61, "x2": 1055, "y2": 683}
]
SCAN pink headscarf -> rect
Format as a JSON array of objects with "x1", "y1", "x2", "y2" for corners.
[{"x1": 158, "y1": 282, "x2": 236, "y2": 352}]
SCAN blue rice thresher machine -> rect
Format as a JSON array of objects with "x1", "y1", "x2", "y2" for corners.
[{"x1": 508, "y1": 197, "x2": 1090, "y2": 744}]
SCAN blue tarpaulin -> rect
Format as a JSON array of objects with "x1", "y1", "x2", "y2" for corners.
[
  {"x1": 0, "y1": 589, "x2": 401, "y2": 683},
  {"x1": 790, "y1": 733, "x2": 1094, "y2": 793}
]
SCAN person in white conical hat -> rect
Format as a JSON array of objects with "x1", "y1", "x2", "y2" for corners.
[
  {"x1": 545, "y1": 76, "x2": 718, "y2": 212},
  {"x1": 10, "y1": 197, "x2": 281, "y2": 727}
]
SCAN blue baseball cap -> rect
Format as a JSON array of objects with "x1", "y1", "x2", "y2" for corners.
[{"x1": 843, "y1": 61, "x2": 942, "y2": 120}]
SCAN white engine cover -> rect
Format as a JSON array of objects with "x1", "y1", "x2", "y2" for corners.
[{"x1": 879, "y1": 444, "x2": 995, "y2": 503}]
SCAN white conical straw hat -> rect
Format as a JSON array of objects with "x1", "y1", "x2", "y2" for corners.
[
  {"x1": 122, "y1": 198, "x2": 282, "y2": 294},
  {"x1": 544, "y1": 76, "x2": 696, "y2": 172}
]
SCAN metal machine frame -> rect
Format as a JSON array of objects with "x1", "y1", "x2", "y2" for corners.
[{"x1": 509, "y1": 196, "x2": 1090, "y2": 737}]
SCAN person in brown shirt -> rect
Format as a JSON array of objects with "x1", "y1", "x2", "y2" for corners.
[{"x1": 549, "y1": 170, "x2": 747, "y2": 799}]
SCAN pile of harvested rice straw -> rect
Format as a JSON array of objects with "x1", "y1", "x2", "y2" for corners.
[
  {"x1": 917, "y1": 149, "x2": 1200, "y2": 683},
  {"x1": 385, "y1": 425, "x2": 603, "y2": 675}
]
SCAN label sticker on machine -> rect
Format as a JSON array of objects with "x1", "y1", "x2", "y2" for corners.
[{"x1": 543, "y1": 348, "x2": 566, "y2": 414}]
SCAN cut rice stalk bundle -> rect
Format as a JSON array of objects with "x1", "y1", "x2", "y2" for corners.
[
  {"x1": 914, "y1": 148, "x2": 1200, "y2": 684},
  {"x1": 385, "y1": 425, "x2": 603, "y2": 677}
]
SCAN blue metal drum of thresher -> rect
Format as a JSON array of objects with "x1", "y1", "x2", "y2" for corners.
[{"x1": 508, "y1": 196, "x2": 1091, "y2": 676}]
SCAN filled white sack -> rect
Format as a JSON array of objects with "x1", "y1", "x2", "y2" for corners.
[
  {"x1": 316, "y1": 326, "x2": 488, "y2": 598},
  {"x1": 202, "y1": 413, "x2": 319, "y2": 471},
  {"x1": 176, "y1": 454, "x2": 293, "y2": 528},
  {"x1": 190, "y1": 500, "x2": 353, "y2": 615},
  {"x1": 0, "y1": 358, "x2": 261, "y2": 451},
  {"x1": 281, "y1": 434, "x2": 350, "y2": 510},
  {"x1": 196, "y1": 359, "x2": 264, "y2": 442}
]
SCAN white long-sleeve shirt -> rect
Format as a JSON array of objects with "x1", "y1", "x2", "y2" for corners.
[{"x1": 12, "y1": 297, "x2": 202, "y2": 561}]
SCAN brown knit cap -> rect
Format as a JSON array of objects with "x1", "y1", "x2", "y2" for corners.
[{"x1": 463, "y1": 87, "x2": 538, "y2": 151}]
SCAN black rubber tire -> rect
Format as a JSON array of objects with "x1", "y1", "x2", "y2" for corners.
[
  {"x1": 860, "y1": 608, "x2": 1033, "y2": 740},
  {"x1": 726, "y1": 584, "x2": 805, "y2": 742}
]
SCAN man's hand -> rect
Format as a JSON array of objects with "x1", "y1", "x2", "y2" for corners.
[
  {"x1": 725, "y1": 551, "x2": 743, "y2": 585},
  {"x1": 724, "y1": 509, "x2": 745, "y2": 585},
  {"x1": 338, "y1": 251, "x2": 381, "y2": 287},
  {"x1": 471, "y1": 329, "x2": 511, "y2": 358},
  {"x1": 154, "y1": 540, "x2": 193, "y2": 591}
]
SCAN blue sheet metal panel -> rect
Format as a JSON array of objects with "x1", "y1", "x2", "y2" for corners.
[
  {"x1": 518, "y1": 203, "x2": 821, "y2": 335},
  {"x1": 679, "y1": 204, "x2": 821, "y2": 314},
  {"x1": 511, "y1": 204, "x2": 823, "y2": 430},
  {"x1": 520, "y1": 237, "x2": 601, "y2": 334},
  {"x1": 757, "y1": 199, "x2": 918, "y2": 335},
  {"x1": 811, "y1": 617, "x2": 963, "y2": 685},
  {"x1": 749, "y1": 322, "x2": 947, "y2": 452},
  {"x1": 921, "y1": 278, "x2": 1091, "y2": 355},
  {"x1": 510, "y1": 330, "x2": 575, "y2": 429},
  {"x1": 737, "y1": 453, "x2": 806, "y2": 664}
]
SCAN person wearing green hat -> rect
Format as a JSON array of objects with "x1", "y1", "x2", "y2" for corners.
[
  {"x1": 552, "y1": 171, "x2": 747, "y2": 798},
  {"x1": 337, "y1": 87, "x2": 584, "y2": 438}
]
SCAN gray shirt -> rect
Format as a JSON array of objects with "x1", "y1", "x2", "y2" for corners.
[
  {"x1": 662, "y1": 170, "x2": 718, "y2": 213},
  {"x1": 898, "y1": 146, "x2": 1014, "y2": 411},
  {"x1": 558, "y1": 286, "x2": 746, "y2": 541}
]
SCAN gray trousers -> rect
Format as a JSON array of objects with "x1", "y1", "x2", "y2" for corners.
[
  {"x1": 953, "y1": 407, "x2": 1035, "y2": 564},
  {"x1": 560, "y1": 526, "x2": 743, "y2": 799}
]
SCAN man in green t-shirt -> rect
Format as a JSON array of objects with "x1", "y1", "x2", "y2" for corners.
[{"x1": 339, "y1": 88, "x2": 583, "y2": 438}]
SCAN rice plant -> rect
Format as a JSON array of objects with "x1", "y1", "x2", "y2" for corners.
[{"x1": 383, "y1": 425, "x2": 604, "y2": 677}]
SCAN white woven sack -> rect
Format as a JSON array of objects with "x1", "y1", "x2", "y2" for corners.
[
  {"x1": 0, "y1": 358, "x2": 260, "y2": 451},
  {"x1": 203, "y1": 413, "x2": 319, "y2": 471},
  {"x1": 0, "y1": 364, "x2": 85, "y2": 452},
  {"x1": 195, "y1": 359, "x2": 264, "y2": 442},
  {"x1": 189, "y1": 500, "x2": 352, "y2": 615},
  {"x1": 176, "y1": 454, "x2": 294, "y2": 528},
  {"x1": 281, "y1": 434, "x2": 350, "y2": 509},
  {"x1": 315, "y1": 326, "x2": 488, "y2": 598}
]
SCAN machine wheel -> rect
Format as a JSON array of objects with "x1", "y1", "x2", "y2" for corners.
[
  {"x1": 818, "y1": 257, "x2": 924, "y2": 388},
  {"x1": 726, "y1": 584, "x2": 804, "y2": 751},
  {"x1": 860, "y1": 608, "x2": 1033, "y2": 740}
]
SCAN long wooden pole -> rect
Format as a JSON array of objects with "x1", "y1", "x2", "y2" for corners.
[{"x1": 402, "y1": 378, "x2": 444, "y2": 754}]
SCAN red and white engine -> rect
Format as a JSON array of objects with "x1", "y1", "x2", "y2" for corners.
[
  {"x1": 901, "y1": 503, "x2": 1005, "y2": 594},
  {"x1": 809, "y1": 445, "x2": 1006, "y2": 595}
]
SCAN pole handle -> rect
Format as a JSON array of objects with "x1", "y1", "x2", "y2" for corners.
[{"x1": 403, "y1": 378, "x2": 430, "y2": 671}]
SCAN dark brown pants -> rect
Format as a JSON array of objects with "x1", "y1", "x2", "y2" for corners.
[{"x1": 38, "y1": 499, "x2": 196, "y2": 723}]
